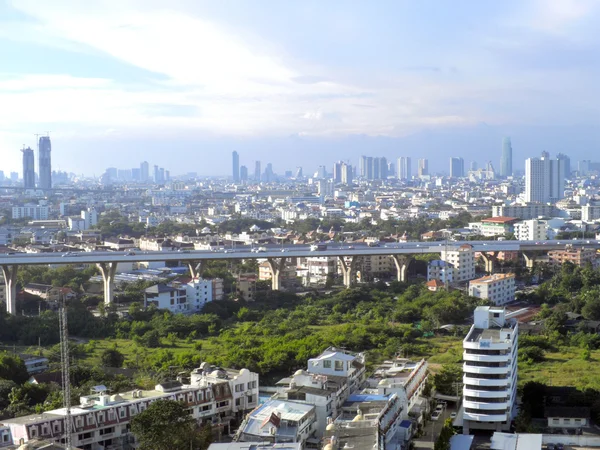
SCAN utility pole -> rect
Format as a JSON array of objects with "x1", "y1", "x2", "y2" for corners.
[{"x1": 59, "y1": 295, "x2": 72, "y2": 449}]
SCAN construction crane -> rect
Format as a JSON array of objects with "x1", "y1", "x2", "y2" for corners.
[{"x1": 58, "y1": 296, "x2": 72, "y2": 449}]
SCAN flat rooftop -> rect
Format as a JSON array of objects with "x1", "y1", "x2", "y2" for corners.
[{"x1": 466, "y1": 327, "x2": 514, "y2": 344}]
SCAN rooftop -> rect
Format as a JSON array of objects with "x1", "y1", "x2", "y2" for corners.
[
  {"x1": 481, "y1": 216, "x2": 519, "y2": 224},
  {"x1": 470, "y1": 273, "x2": 515, "y2": 284}
]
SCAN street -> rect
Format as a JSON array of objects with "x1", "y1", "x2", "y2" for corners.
[{"x1": 412, "y1": 403, "x2": 456, "y2": 450}]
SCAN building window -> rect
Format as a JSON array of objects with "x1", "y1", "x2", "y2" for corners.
[
  {"x1": 323, "y1": 360, "x2": 332, "y2": 369},
  {"x1": 334, "y1": 361, "x2": 343, "y2": 371}
]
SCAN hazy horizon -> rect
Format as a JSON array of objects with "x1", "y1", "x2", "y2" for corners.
[{"x1": 2, "y1": 0, "x2": 600, "y2": 176}]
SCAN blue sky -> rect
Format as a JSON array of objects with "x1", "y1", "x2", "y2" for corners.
[{"x1": 1, "y1": 0, "x2": 600, "y2": 176}]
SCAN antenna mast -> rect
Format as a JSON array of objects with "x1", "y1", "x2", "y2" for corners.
[{"x1": 59, "y1": 296, "x2": 72, "y2": 449}]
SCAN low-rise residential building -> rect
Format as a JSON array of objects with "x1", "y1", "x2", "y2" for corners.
[
  {"x1": 492, "y1": 204, "x2": 558, "y2": 220},
  {"x1": 462, "y1": 306, "x2": 518, "y2": 434},
  {"x1": 545, "y1": 407, "x2": 590, "y2": 430},
  {"x1": 235, "y1": 399, "x2": 316, "y2": 446},
  {"x1": 478, "y1": 217, "x2": 519, "y2": 237},
  {"x1": 236, "y1": 274, "x2": 257, "y2": 301},
  {"x1": 513, "y1": 219, "x2": 548, "y2": 241},
  {"x1": 103, "y1": 237, "x2": 136, "y2": 251},
  {"x1": 258, "y1": 261, "x2": 298, "y2": 289},
  {"x1": 441, "y1": 244, "x2": 476, "y2": 283},
  {"x1": 427, "y1": 260, "x2": 454, "y2": 284},
  {"x1": 12, "y1": 205, "x2": 49, "y2": 221},
  {"x1": 299, "y1": 257, "x2": 336, "y2": 286},
  {"x1": 322, "y1": 393, "x2": 408, "y2": 450},
  {"x1": 468, "y1": 273, "x2": 516, "y2": 306},
  {"x1": 366, "y1": 357, "x2": 429, "y2": 416},
  {"x1": 144, "y1": 277, "x2": 223, "y2": 313},
  {"x1": 20, "y1": 354, "x2": 50, "y2": 375},
  {"x1": 548, "y1": 246, "x2": 598, "y2": 267}
]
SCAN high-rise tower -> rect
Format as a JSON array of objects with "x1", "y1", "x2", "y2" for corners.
[
  {"x1": 397, "y1": 157, "x2": 411, "y2": 180},
  {"x1": 418, "y1": 158, "x2": 428, "y2": 177},
  {"x1": 140, "y1": 161, "x2": 149, "y2": 182},
  {"x1": 38, "y1": 136, "x2": 52, "y2": 189},
  {"x1": 525, "y1": 152, "x2": 565, "y2": 203},
  {"x1": 232, "y1": 151, "x2": 240, "y2": 182},
  {"x1": 254, "y1": 161, "x2": 261, "y2": 181},
  {"x1": 22, "y1": 147, "x2": 35, "y2": 189},
  {"x1": 500, "y1": 137, "x2": 513, "y2": 177},
  {"x1": 450, "y1": 157, "x2": 464, "y2": 178}
]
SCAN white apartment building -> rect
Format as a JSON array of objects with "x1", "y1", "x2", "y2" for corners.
[
  {"x1": 427, "y1": 260, "x2": 454, "y2": 284},
  {"x1": 12, "y1": 205, "x2": 49, "y2": 220},
  {"x1": 190, "y1": 363, "x2": 259, "y2": 417},
  {"x1": 299, "y1": 257, "x2": 336, "y2": 286},
  {"x1": 81, "y1": 208, "x2": 98, "y2": 229},
  {"x1": 469, "y1": 273, "x2": 516, "y2": 306},
  {"x1": 582, "y1": 205, "x2": 600, "y2": 222},
  {"x1": 144, "y1": 278, "x2": 223, "y2": 313},
  {"x1": 492, "y1": 204, "x2": 557, "y2": 220},
  {"x1": 441, "y1": 244, "x2": 476, "y2": 283},
  {"x1": 513, "y1": 219, "x2": 548, "y2": 241},
  {"x1": 367, "y1": 357, "x2": 429, "y2": 416},
  {"x1": 462, "y1": 306, "x2": 518, "y2": 434},
  {"x1": 525, "y1": 153, "x2": 566, "y2": 204}
]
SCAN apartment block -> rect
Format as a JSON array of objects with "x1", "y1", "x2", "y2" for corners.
[
  {"x1": 468, "y1": 273, "x2": 516, "y2": 306},
  {"x1": 462, "y1": 307, "x2": 518, "y2": 434},
  {"x1": 427, "y1": 260, "x2": 454, "y2": 284},
  {"x1": 144, "y1": 277, "x2": 224, "y2": 313},
  {"x1": 441, "y1": 244, "x2": 476, "y2": 283},
  {"x1": 12, "y1": 205, "x2": 49, "y2": 220},
  {"x1": 513, "y1": 219, "x2": 548, "y2": 241},
  {"x1": 548, "y1": 246, "x2": 598, "y2": 267}
]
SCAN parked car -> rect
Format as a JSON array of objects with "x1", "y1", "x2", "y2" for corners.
[{"x1": 431, "y1": 411, "x2": 441, "y2": 421}]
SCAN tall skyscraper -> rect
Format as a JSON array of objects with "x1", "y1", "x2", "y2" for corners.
[
  {"x1": 470, "y1": 161, "x2": 477, "y2": 172},
  {"x1": 232, "y1": 151, "x2": 240, "y2": 182},
  {"x1": 240, "y1": 165, "x2": 248, "y2": 182},
  {"x1": 525, "y1": 152, "x2": 565, "y2": 203},
  {"x1": 500, "y1": 137, "x2": 513, "y2": 177},
  {"x1": 22, "y1": 147, "x2": 35, "y2": 189},
  {"x1": 556, "y1": 153, "x2": 571, "y2": 179},
  {"x1": 264, "y1": 163, "x2": 274, "y2": 182},
  {"x1": 140, "y1": 161, "x2": 149, "y2": 182},
  {"x1": 360, "y1": 155, "x2": 374, "y2": 179},
  {"x1": 450, "y1": 157, "x2": 464, "y2": 178},
  {"x1": 295, "y1": 167, "x2": 303, "y2": 179},
  {"x1": 254, "y1": 161, "x2": 261, "y2": 181},
  {"x1": 38, "y1": 136, "x2": 52, "y2": 189},
  {"x1": 341, "y1": 162, "x2": 353, "y2": 185},
  {"x1": 397, "y1": 157, "x2": 411, "y2": 180},
  {"x1": 333, "y1": 161, "x2": 343, "y2": 183},
  {"x1": 373, "y1": 157, "x2": 387, "y2": 180},
  {"x1": 418, "y1": 158, "x2": 429, "y2": 177}
]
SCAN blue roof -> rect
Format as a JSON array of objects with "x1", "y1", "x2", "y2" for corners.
[
  {"x1": 347, "y1": 394, "x2": 388, "y2": 402},
  {"x1": 399, "y1": 420, "x2": 412, "y2": 429}
]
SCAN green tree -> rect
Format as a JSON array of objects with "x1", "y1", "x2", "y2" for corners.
[
  {"x1": 0, "y1": 352, "x2": 29, "y2": 384},
  {"x1": 434, "y1": 418, "x2": 455, "y2": 450},
  {"x1": 101, "y1": 348, "x2": 125, "y2": 368},
  {"x1": 432, "y1": 364, "x2": 461, "y2": 396},
  {"x1": 130, "y1": 400, "x2": 198, "y2": 450}
]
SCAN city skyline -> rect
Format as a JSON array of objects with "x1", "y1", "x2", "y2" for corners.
[{"x1": 2, "y1": 1, "x2": 600, "y2": 174}]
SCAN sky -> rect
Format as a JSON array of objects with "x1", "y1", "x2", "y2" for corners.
[{"x1": 1, "y1": 0, "x2": 600, "y2": 176}]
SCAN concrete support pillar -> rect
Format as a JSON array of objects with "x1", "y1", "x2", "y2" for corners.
[
  {"x1": 97, "y1": 262, "x2": 118, "y2": 305},
  {"x1": 480, "y1": 252, "x2": 498, "y2": 274},
  {"x1": 266, "y1": 258, "x2": 286, "y2": 291},
  {"x1": 0, "y1": 265, "x2": 18, "y2": 315},
  {"x1": 391, "y1": 255, "x2": 413, "y2": 283},
  {"x1": 523, "y1": 251, "x2": 537, "y2": 269},
  {"x1": 338, "y1": 256, "x2": 357, "y2": 288},
  {"x1": 187, "y1": 260, "x2": 204, "y2": 279}
]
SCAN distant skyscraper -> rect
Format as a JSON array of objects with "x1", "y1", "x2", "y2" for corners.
[
  {"x1": 450, "y1": 157, "x2": 464, "y2": 178},
  {"x1": 232, "y1": 151, "x2": 240, "y2": 182},
  {"x1": 316, "y1": 165, "x2": 327, "y2": 179},
  {"x1": 154, "y1": 165, "x2": 159, "y2": 183},
  {"x1": 240, "y1": 165, "x2": 248, "y2": 181},
  {"x1": 264, "y1": 163, "x2": 274, "y2": 182},
  {"x1": 254, "y1": 161, "x2": 261, "y2": 181},
  {"x1": 556, "y1": 153, "x2": 571, "y2": 179},
  {"x1": 360, "y1": 155, "x2": 374, "y2": 179},
  {"x1": 10, "y1": 172, "x2": 18, "y2": 182},
  {"x1": 373, "y1": 157, "x2": 387, "y2": 180},
  {"x1": 397, "y1": 157, "x2": 411, "y2": 180},
  {"x1": 22, "y1": 147, "x2": 35, "y2": 189},
  {"x1": 341, "y1": 162, "x2": 353, "y2": 185},
  {"x1": 333, "y1": 161, "x2": 343, "y2": 183},
  {"x1": 295, "y1": 167, "x2": 303, "y2": 178},
  {"x1": 525, "y1": 152, "x2": 565, "y2": 203},
  {"x1": 500, "y1": 137, "x2": 513, "y2": 177},
  {"x1": 38, "y1": 136, "x2": 52, "y2": 189},
  {"x1": 418, "y1": 158, "x2": 428, "y2": 177},
  {"x1": 140, "y1": 161, "x2": 149, "y2": 182},
  {"x1": 470, "y1": 161, "x2": 477, "y2": 171},
  {"x1": 131, "y1": 168, "x2": 141, "y2": 181}
]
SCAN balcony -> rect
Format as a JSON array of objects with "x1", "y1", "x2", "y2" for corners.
[
  {"x1": 463, "y1": 411, "x2": 507, "y2": 423},
  {"x1": 463, "y1": 376, "x2": 509, "y2": 387},
  {"x1": 463, "y1": 388, "x2": 510, "y2": 398},
  {"x1": 463, "y1": 340, "x2": 511, "y2": 351},
  {"x1": 463, "y1": 364, "x2": 510, "y2": 375},
  {"x1": 463, "y1": 352, "x2": 509, "y2": 363},
  {"x1": 463, "y1": 400, "x2": 509, "y2": 410}
]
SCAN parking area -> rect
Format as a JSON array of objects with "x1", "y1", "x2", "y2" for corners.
[{"x1": 413, "y1": 401, "x2": 457, "y2": 450}]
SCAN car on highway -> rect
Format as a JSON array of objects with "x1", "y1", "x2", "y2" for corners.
[
  {"x1": 125, "y1": 251, "x2": 136, "y2": 256},
  {"x1": 281, "y1": 249, "x2": 287, "y2": 252}
]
